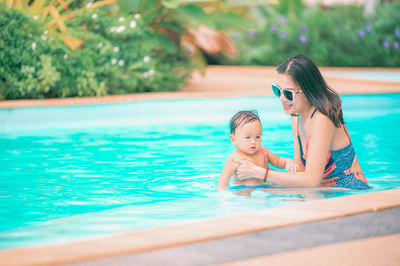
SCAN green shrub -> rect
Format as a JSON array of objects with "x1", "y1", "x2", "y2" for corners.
[
  {"x1": 0, "y1": 6, "x2": 192, "y2": 100},
  {"x1": 222, "y1": 1, "x2": 400, "y2": 67}
]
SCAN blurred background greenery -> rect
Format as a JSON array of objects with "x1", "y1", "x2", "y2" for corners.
[{"x1": 1, "y1": 0, "x2": 399, "y2": 100}]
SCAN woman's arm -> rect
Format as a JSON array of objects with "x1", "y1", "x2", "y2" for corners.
[
  {"x1": 268, "y1": 113, "x2": 336, "y2": 186},
  {"x1": 235, "y1": 114, "x2": 336, "y2": 187},
  {"x1": 217, "y1": 156, "x2": 237, "y2": 190}
]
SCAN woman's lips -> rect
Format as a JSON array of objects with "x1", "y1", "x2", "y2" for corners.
[{"x1": 282, "y1": 103, "x2": 292, "y2": 111}]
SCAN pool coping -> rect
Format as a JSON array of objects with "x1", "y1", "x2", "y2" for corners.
[
  {"x1": 2, "y1": 188, "x2": 400, "y2": 266},
  {"x1": 1, "y1": 66, "x2": 399, "y2": 109},
  {"x1": 74, "y1": 206, "x2": 400, "y2": 265}
]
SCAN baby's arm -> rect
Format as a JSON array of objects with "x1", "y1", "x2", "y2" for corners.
[
  {"x1": 263, "y1": 147, "x2": 298, "y2": 173},
  {"x1": 217, "y1": 155, "x2": 238, "y2": 190}
]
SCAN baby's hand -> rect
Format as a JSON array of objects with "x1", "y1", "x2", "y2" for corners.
[{"x1": 285, "y1": 159, "x2": 298, "y2": 173}]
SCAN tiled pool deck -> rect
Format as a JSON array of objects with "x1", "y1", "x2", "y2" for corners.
[{"x1": 1, "y1": 66, "x2": 400, "y2": 266}]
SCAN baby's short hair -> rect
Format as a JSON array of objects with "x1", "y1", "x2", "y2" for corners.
[{"x1": 230, "y1": 110, "x2": 261, "y2": 134}]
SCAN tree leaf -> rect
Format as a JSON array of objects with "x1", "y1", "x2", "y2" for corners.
[
  {"x1": 59, "y1": 34, "x2": 83, "y2": 50},
  {"x1": 224, "y1": 0, "x2": 278, "y2": 7},
  {"x1": 116, "y1": 0, "x2": 142, "y2": 14},
  {"x1": 161, "y1": 0, "x2": 185, "y2": 9},
  {"x1": 135, "y1": 0, "x2": 160, "y2": 25},
  {"x1": 144, "y1": 32, "x2": 178, "y2": 53},
  {"x1": 28, "y1": 0, "x2": 47, "y2": 16},
  {"x1": 211, "y1": 10, "x2": 253, "y2": 30},
  {"x1": 176, "y1": 4, "x2": 214, "y2": 29},
  {"x1": 86, "y1": 0, "x2": 117, "y2": 10}
]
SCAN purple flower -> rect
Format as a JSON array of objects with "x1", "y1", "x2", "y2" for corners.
[
  {"x1": 187, "y1": 50, "x2": 194, "y2": 57},
  {"x1": 394, "y1": 41, "x2": 399, "y2": 50},
  {"x1": 358, "y1": 29, "x2": 365, "y2": 38},
  {"x1": 395, "y1": 29, "x2": 400, "y2": 38},
  {"x1": 247, "y1": 30, "x2": 257, "y2": 37},
  {"x1": 278, "y1": 16, "x2": 287, "y2": 25},
  {"x1": 365, "y1": 24, "x2": 372, "y2": 33},
  {"x1": 300, "y1": 25, "x2": 307, "y2": 32},
  {"x1": 270, "y1": 24, "x2": 278, "y2": 32},
  {"x1": 279, "y1": 32, "x2": 288, "y2": 40},
  {"x1": 298, "y1": 34, "x2": 307, "y2": 43},
  {"x1": 383, "y1": 40, "x2": 390, "y2": 49}
]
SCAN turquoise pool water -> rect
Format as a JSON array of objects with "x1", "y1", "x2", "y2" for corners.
[
  {"x1": 324, "y1": 71, "x2": 400, "y2": 82},
  {"x1": 347, "y1": 72, "x2": 400, "y2": 82},
  {"x1": 1, "y1": 94, "x2": 400, "y2": 249}
]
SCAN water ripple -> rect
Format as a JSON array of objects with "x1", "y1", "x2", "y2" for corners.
[{"x1": 1, "y1": 95, "x2": 399, "y2": 249}]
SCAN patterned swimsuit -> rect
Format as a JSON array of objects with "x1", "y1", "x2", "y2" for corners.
[{"x1": 297, "y1": 109, "x2": 369, "y2": 189}]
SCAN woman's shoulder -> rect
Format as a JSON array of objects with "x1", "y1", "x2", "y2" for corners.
[
  {"x1": 309, "y1": 111, "x2": 336, "y2": 137},
  {"x1": 312, "y1": 111, "x2": 335, "y2": 126}
]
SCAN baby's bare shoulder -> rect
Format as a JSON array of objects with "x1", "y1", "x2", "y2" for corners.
[{"x1": 229, "y1": 151, "x2": 245, "y2": 161}]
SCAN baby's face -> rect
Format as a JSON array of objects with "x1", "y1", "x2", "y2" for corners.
[{"x1": 231, "y1": 120, "x2": 262, "y2": 155}]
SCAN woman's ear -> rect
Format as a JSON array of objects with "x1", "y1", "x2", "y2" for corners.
[{"x1": 230, "y1": 134, "x2": 236, "y2": 145}]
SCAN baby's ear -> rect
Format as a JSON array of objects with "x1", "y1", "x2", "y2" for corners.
[{"x1": 230, "y1": 134, "x2": 235, "y2": 145}]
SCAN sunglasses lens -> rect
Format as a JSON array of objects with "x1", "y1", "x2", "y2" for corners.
[
  {"x1": 283, "y1": 90, "x2": 294, "y2": 101},
  {"x1": 271, "y1": 85, "x2": 281, "y2": 98}
]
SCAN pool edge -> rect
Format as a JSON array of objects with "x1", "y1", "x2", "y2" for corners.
[
  {"x1": 1, "y1": 188, "x2": 400, "y2": 266},
  {"x1": 1, "y1": 66, "x2": 400, "y2": 109}
]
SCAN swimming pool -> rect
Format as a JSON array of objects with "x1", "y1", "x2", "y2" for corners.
[
  {"x1": 323, "y1": 71, "x2": 400, "y2": 82},
  {"x1": 1, "y1": 94, "x2": 399, "y2": 249},
  {"x1": 349, "y1": 72, "x2": 400, "y2": 82}
]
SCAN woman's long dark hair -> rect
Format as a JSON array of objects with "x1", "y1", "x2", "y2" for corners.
[{"x1": 277, "y1": 55, "x2": 344, "y2": 127}]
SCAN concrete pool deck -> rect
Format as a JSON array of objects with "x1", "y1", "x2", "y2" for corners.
[
  {"x1": 1, "y1": 66, "x2": 400, "y2": 266},
  {"x1": 0, "y1": 66, "x2": 399, "y2": 108},
  {"x1": 2, "y1": 189, "x2": 400, "y2": 266}
]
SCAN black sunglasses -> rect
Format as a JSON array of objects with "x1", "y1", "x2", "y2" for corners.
[{"x1": 271, "y1": 84, "x2": 302, "y2": 101}]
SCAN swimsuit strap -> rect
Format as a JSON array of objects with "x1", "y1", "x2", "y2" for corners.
[
  {"x1": 297, "y1": 108, "x2": 317, "y2": 164},
  {"x1": 308, "y1": 109, "x2": 351, "y2": 144},
  {"x1": 305, "y1": 109, "x2": 351, "y2": 144},
  {"x1": 296, "y1": 108, "x2": 317, "y2": 137},
  {"x1": 310, "y1": 108, "x2": 318, "y2": 118},
  {"x1": 343, "y1": 124, "x2": 352, "y2": 143},
  {"x1": 304, "y1": 108, "x2": 318, "y2": 151},
  {"x1": 305, "y1": 108, "x2": 317, "y2": 140}
]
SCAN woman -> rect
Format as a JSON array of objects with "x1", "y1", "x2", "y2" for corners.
[{"x1": 234, "y1": 55, "x2": 369, "y2": 189}]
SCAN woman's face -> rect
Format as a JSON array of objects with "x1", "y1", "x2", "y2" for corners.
[{"x1": 276, "y1": 73, "x2": 309, "y2": 115}]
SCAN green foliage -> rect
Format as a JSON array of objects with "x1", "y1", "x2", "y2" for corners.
[
  {"x1": 0, "y1": 5, "x2": 192, "y2": 100},
  {"x1": 176, "y1": 4, "x2": 214, "y2": 29},
  {"x1": 211, "y1": 10, "x2": 253, "y2": 31},
  {"x1": 221, "y1": 1, "x2": 400, "y2": 67},
  {"x1": 1, "y1": 0, "x2": 257, "y2": 100},
  {"x1": 11, "y1": 55, "x2": 61, "y2": 99},
  {"x1": 113, "y1": 0, "x2": 253, "y2": 71}
]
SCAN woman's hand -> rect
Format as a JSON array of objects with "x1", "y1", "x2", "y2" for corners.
[
  {"x1": 231, "y1": 157, "x2": 266, "y2": 181},
  {"x1": 285, "y1": 158, "x2": 299, "y2": 173}
]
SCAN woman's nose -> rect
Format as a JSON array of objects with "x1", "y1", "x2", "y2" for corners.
[{"x1": 279, "y1": 92, "x2": 286, "y2": 102}]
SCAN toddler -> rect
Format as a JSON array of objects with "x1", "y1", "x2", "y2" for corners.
[{"x1": 217, "y1": 110, "x2": 298, "y2": 190}]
